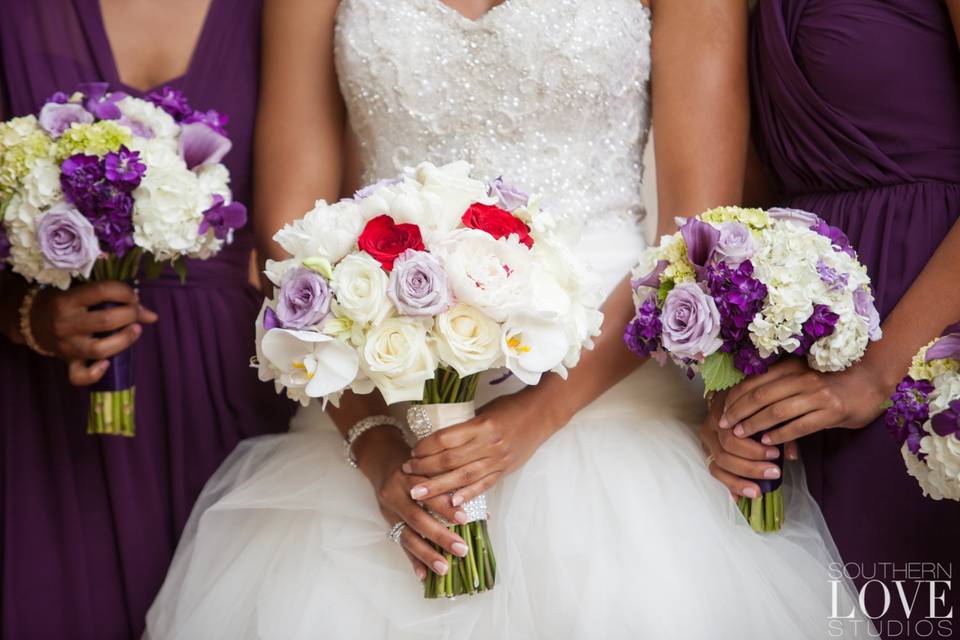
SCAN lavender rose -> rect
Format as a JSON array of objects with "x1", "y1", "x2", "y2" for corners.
[
  {"x1": 276, "y1": 267, "x2": 332, "y2": 329},
  {"x1": 661, "y1": 282, "x2": 724, "y2": 360},
  {"x1": 768, "y1": 207, "x2": 820, "y2": 227},
  {"x1": 39, "y1": 102, "x2": 94, "y2": 137},
  {"x1": 388, "y1": 249, "x2": 451, "y2": 316},
  {"x1": 488, "y1": 177, "x2": 529, "y2": 211},
  {"x1": 35, "y1": 204, "x2": 101, "y2": 276},
  {"x1": 713, "y1": 222, "x2": 754, "y2": 265}
]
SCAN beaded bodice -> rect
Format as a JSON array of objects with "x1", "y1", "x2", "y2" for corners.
[{"x1": 334, "y1": 0, "x2": 651, "y2": 229}]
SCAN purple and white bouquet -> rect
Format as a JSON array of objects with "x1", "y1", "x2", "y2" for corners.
[
  {"x1": 0, "y1": 83, "x2": 245, "y2": 436},
  {"x1": 624, "y1": 206, "x2": 881, "y2": 531},
  {"x1": 885, "y1": 324, "x2": 960, "y2": 501},
  {"x1": 255, "y1": 160, "x2": 603, "y2": 597}
]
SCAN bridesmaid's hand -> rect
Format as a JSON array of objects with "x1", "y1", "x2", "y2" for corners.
[
  {"x1": 31, "y1": 281, "x2": 158, "y2": 386},
  {"x1": 401, "y1": 391, "x2": 560, "y2": 506},
  {"x1": 700, "y1": 389, "x2": 797, "y2": 499},
  {"x1": 717, "y1": 359, "x2": 888, "y2": 446},
  {"x1": 354, "y1": 427, "x2": 471, "y2": 580}
]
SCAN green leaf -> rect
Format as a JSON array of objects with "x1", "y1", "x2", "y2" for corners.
[
  {"x1": 700, "y1": 351, "x2": 745, "y2": 396},
  {"x1": 657, "y1": 279, "x2": 675, "y2": 305},
  {"x1": 142, "y1": 254, "x2": 165, "y2": 280},
  {"x1": 171, "y1": 257, "x2": 188, "y2": 285},
  {"x1": 880, "y1": 399, "x2": 893, "y2": 410}
]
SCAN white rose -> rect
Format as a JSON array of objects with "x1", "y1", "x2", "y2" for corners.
[
  {"x1": 361, "y1": 316, "x2": 436, "y2": 404},
  {"x1": 501, "y1": 315, "x2": 570, "y2": 386},
  {"x1": 331, "y1": 252, "x2": 392, "y2": 326},
  {"x1": 433, "y1": 303, "x2": 503, "y2": 377},
  {"x1": 274, "y1": 199, "x2": 365, "y2": 263},
  {"x1": 431, "y1": 228, "x2": 532, "y2": 321}
]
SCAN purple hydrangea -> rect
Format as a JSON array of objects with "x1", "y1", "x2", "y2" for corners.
[
  {"x1": 816, "y1": 259, "x2": 848, "y2": 291},
  {"x1": 793, "y1": 304, "x2": 839, "y2": 356},
  {"x1": 886, "y1": 377, "x2": 935, "y2": 456},
  {"x1": 623, "y1": 294, "x2": 662, "y2": 358},
  {"x1": 706, "y1": 260, "x2": 768, "y2": 353},
  {"x1": 183, "y1": 109, "x2": 229, "y2": 135},
  {"x1": 103, "y1": 146, "x2": 146, "y2": 191},
  {"x1": 147, "y1": 86, "x2": 193, "y2": 120}
]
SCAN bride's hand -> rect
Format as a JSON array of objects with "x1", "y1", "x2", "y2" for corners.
[
  {"x1": 401, "y1": 391, "x2": 560, "y2": 506},
  {"x1": 717, "y1": 358, "x2": 887, "y2": 445},
  {"x1": 354, "y1": 426, "x2": 472, "y2": 580}
]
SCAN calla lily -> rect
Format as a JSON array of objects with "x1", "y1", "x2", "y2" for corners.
[
  {"x1": 927, "y1": 324, "x2": 960, "y2": 363},
  {"x1": 679, "y1": 217, "x2": 720, "y2": 278},
  {"x1": 632, "y1": 259, "x2": 668, "y2": 290},
  {"x1": 179, "y1": 121, "x2": 232, "y2": 170},
  {"x1": 502, "y1": 317, "x2": 569, "y2": 385},
  {"x1": 260, "y1": 328, "x2": 358, "y2": 399}
]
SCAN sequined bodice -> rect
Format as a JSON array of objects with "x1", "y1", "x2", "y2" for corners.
[{"x1": 334, "y1": 0, "x2": 651, "y2": 229}]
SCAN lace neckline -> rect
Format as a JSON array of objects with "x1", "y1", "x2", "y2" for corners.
[{"x1": 429, "y1": 0, "x2": 517, "y2": 24}]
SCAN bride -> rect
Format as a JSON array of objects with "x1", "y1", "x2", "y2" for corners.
[{"x1": 147, "y1": 0, "x2": 867, "y2": 637}]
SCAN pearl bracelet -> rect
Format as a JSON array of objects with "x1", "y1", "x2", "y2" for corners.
[
  {"x1": 18, "y1": 286, "x2": 54, "y2": 358},
  {"x1": 344, "y1": 415, "x2": 404, "y2": 468}
]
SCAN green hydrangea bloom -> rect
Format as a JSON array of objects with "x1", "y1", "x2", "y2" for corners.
[
  {"x1": 700, "y1": 206, "x2": 769, "y2": 231},
  {"x1": 0, "y1": 115, "x2": 55, "y2": 206},
  {"x1": 908, "y1": 342, "x2": 960, "y2": 381},
  {"x1": 55, "y1": 121, "x2": 132, "y2": 161}
]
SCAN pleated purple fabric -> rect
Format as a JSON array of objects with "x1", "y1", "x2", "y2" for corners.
[
  {"x1": 0, "y1": 1, "x2": 294, "y2": 638},
  {"x1": 751, "y1": 0, "x2": 960, "y2": 628}
]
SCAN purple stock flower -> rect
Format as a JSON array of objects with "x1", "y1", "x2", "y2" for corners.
[
  {"x1": 0, "y1": 225, "x2": 11, "y2": 270},
  {"x1": 199, "y1": 195, "x2": 247, "y2": 241},
  {"x1": 35, "y1": 204, "x2": 102, "y2": 275},
  {"x1": 931, "y1": 399, "x2": 960, "y2": 439},
  {"x1": 39, "y1": 102, "x2": 94, "y2": 137},
  {"x1": 623, "y1": 294, "x2": 662, "y2": 358},
  {"x1": 78, "y1": 82, "x2": 127, "y2": 120},
  {"x1": 885, "y1": 377, "x2": 934, "y2": 456},
  {"x1": 810, "y1": 219, "x2": 856, "y2": 257},
  {"x1": 816, "y1": 259, "x2": 849, "y2": 291},
  {"x1": 276, "y1": 267, "x2": 332, "y2": 329},
  {"x1": 103, "y1": 146, "x2": 146, "y2": 191},
  {"x1": 59, "y1": 153, "x2": 136, "y2": 256},
  {"x1": 60, "y1": 154, "x2": 105, "y2": 213},
  {"x1": 793, "y1": 304, "x2": 839, "y2": 356},
  {"x1": 734, "y1": 345, "x2": 775, "y2": 376},
  {"x1": 679, "y1": 218, "x2": 720, "y2": 277},
  {"x1": 179, "y1": 122, "x2": 232, "y2": 170},
  {"x1": 183, "y1": 109, "x2": 229, "y2": 135},
  {"x1": 146, "y1": 87, "x2": 193, "y2": 120},
  {"x1": 45, "y1": 91, "x2": 70, "y2": 105},
  {"x1": 706, "y1": 260, "x2": 768, "y2": 353},
  {"x1": 487, "y1": 177, "x2": 529, "y2": 211}
]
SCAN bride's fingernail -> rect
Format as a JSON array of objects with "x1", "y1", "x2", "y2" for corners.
[
  {"x1": 432, "y1": 560, "x2": 449, "y2": 575},
  {"x1": 719, "y1": 416, "x2": 729, "y2": 429},
  {"x1": 410, "y1": 486, "x2": 428, "y2": 499},
  {"x1": 765, "y1": 448, "x2": 780, "y2": 460},
  {"x1": 763, "y1": 467, "x2": 781, "y2": 480},
  {"x1": 452, "y1": 542, "x2": 469, "y2": 557},
  {"x1": 733, "y1": 425, "x2": 745, "y2": 437},
  {"x1": 451, "y1": 494, "x2": 464, "y2": 507},
  {"x1": 761, "y1": 434, "x2": 773, "y2": 445},
  {"x1": 742, "y1": 487, "x2": 759, "y2": 499},
  {"x1": 401, "y1": 462, "x2": 412, "y2": 474},
  {"x1": 454, "y1": 510, "x2": 469, "y2": 524}
]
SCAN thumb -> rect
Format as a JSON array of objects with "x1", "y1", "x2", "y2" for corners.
[{"x1": 68, "y1": 359, "x2": 110, "y2": 387}]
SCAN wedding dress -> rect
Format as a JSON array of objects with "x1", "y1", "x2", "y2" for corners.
[{"x1": 146, "y1": 1, "x2": 867, "y2": 637}]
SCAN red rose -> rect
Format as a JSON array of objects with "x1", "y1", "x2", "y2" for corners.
[
  {"x1": 358, "y1": 214, "x2": 425, "y2": 270},
  {"x1": 461, "y1": 203, "x2": 534, "y2": 248}
]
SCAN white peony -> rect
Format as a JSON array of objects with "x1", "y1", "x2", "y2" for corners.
[
  {"x1": 361, "y1": 316, "x2": 437, "y2": 404},
  {"x1": 431, "y1": 228, "x2": 533, "y2": 321},
  {"x1": 406, "y1": 161, "x2": 492, "y2": 232},
  {"x1": 331, "y1": 252, "x2": 392, "y2": 327},
  {"x1": 433, "y1": 303, "x2": 504, "y2": 377},
  {"x1": 274, "y1": 199, "x2": 365, "y2": 263}
]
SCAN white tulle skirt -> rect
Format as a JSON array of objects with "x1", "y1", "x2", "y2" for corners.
[{"x1": 146, "y1": 222, "x2": 867, "y2": 639}]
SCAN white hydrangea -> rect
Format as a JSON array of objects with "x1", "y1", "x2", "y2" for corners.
[
  {"x1": 116, "y1": 97, "x2": 179, "y2": 141},
  {"x1": 910, "y1": 372, "x2": 960, "y2": 501},
  {"x1": 807, "y1": 298, "x2": 870, "y2": 372}
]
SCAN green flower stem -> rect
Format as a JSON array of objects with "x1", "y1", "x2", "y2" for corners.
[{"x1": 737, "y1": 488, "x2": 784, "y2": 533}]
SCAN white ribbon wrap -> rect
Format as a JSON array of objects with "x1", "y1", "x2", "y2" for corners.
[{"x1": 407, "y1": 402, "x2": 487, "y2": 523}]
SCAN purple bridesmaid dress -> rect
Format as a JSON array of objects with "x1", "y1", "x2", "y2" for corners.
[
  {"x1": 0, "y1": 1, "x2": 293, "y2": 638},
  {"x1": 751, "y1": 0, "x2": 960, "y2": 632}
]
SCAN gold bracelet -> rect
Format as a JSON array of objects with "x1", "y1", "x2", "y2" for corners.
[{"x1": 18, "y1": 286, "x2": 54, "y2": 357}]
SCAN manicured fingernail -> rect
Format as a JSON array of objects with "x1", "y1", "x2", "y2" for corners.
[
  {"x1": 97, "y1": 360, "x2": 110, "y2": 373},
  {"x1": 410, "y1": 486, "x2": 428, "y2": 500},
  {"x1": 763, "y1": 467, "x2": 781, "y2": 480},
  {"x1": 742, "y1": 487, "x2": 759, "y2": 499},
  {"x1": 416, "y1": 567, "x2": 426, "y2": 581},
  {"x1": 451, "y1": 494, "x2": 464, "y2": 507},
  {"x1": 761, "y1": 434, "x2": 773, "y2": 445},
  {"x1": 401, "y1": 462, "x2": 412, "y2": 474},
  {"x1": 454, "y1": 510, "x2": 469, "y2": 524},
  {"x1": 765, "y1": 448, "x2": 780, "y2": 460},
  {"x1": 432, "y1": 560, "x2": 448, "y2": 575},
  {"x1": 733, "y1": 425, "x2": 745, "y2": 438},
  {"x1": 452, "y1": 542, "x2": 468, "y2": 557},
  {"x1": 719, "y1": 416, "x2": 729, "y2": 429},
  {"x1": 131, "y1": 324, "x2": 142, "y2": 336}
]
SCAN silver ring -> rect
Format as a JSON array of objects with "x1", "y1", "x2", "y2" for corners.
[
  {"x1": 705, "y1": 453, "x2": 716, "y2": 467},
  {"x1": 388, "y1": 521, "x2": 406, "y2": 545}
]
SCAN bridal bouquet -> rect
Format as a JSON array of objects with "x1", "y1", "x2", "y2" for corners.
[
  {"x1": 885, "y1": 324, "x2": 960, "y2": 501},
  {"x1": 0, "y1": 83, "x2": 245, "y2": 436},
  {"x1": 255, "y1": 161, "x2": 603, "y2": 597},
  {"x1": 624, "y1": 206, "x2": 881, "y2": 531}
]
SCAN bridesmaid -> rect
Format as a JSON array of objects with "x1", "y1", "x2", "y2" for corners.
[
  {"x1": 703, "y1": 0, "x2": 960, "y2": 633},
  {"x1": 0, "y1": 1, "x2": 292, "y2": 638}
]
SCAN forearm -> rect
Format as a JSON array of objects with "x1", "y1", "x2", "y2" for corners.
[
  {"x1": 858, "y1": 219, "x2": 960, "y2": 399},
  {"x1": 328, "y1": 390, "x2": 406, "y2": 486}
]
